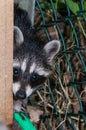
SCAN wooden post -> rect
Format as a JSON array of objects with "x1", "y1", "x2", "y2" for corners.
[{"x1": 0, "y1": 0, "x2": 13, "y2": 125}]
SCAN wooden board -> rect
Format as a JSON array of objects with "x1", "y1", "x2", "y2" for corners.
[{"x1": 0, "y1": 0, "x2": 13, "y2": 125}]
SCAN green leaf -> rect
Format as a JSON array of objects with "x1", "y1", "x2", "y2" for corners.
[
  {"x1": 65, "y1": 0, "x2": 80, "y2": 15},
  {"x1": 84, "y1": 0, "x2": 86, "y2": 17},
  {"x1": 40, "y1": 1, "x2": 52, "y2": 10},
  {"x1": 55, "y1": 0, "x2": 59, "y2": 10}
]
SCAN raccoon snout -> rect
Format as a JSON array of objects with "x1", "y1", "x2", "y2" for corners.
[{"x1": 16, "y1": 90, "x2": 26, "y2": 99}]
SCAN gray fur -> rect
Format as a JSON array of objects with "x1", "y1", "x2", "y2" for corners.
[
  {"x1": 14, "y1": 26, "x2": 24, "y2": 47},
  {"x1": 14, "y1": 0, "x2": 35, "y2": 26}
]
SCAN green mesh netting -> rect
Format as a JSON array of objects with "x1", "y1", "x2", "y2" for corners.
[{"x1": 28, "y1": 0, "x2": 86, "y2": 130}]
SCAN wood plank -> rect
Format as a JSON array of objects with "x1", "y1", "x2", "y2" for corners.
[{"x1": 0, "y1": 0, "x2": 13, "y2": 125}]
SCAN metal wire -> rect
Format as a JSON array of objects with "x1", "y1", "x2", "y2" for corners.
[{"x1": 34, "y1": 0, "x2": 86, "y2": 129}]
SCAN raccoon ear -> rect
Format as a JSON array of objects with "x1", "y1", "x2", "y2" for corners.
[
  {"x1": 14, "y1": 26, "x2": 24, "y2": 47},
  {"x1": 43, "y1": 40, "x2": 61, "y2": 62}
]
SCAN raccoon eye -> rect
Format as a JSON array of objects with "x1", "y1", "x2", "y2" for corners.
[
  {"x1": 13, "y1": 68, "x2": 21, "y2": 82},
  {"x1": 30, "y1": 73, "x2": 46, "y2": 87},
  {"x1": 13, "y1": 68, "x2": 20, "y2": 77},
  {"x1": 31, "y1": 74, "x2": 38, "y2": 82}
]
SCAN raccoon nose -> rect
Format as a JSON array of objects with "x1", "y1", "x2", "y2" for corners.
[{"x1": 16, "y1": 90, "x2": 26, "y2": 99}]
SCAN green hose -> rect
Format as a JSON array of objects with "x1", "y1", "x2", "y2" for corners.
[{"x1": 14, "y1": 112, "x2": 37, "y2": 130}]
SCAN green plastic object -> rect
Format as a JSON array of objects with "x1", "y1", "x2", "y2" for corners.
[{"x1": 14, "y1": 112, "x2": 37, "y2": 130}]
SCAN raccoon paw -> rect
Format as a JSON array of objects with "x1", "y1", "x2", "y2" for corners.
[
  {"x1": 13, "y1": 100, "x2": 26, "y2": 113},
  {"x1": 27, "y1": 106, "x2": 43, "y2": 123}
]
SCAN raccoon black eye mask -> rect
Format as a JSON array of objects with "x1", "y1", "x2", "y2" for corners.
[
  {"x1": 13, "y1": 67, "x2": 46, "y2": 87},
  {"x1": 13, "y1": 67, "x2": 21, "y2": 82},
  {"x1": 13, "y1": 5, "x2": 61, "y2": 99},
  {"x1": 30, "y1": 73, "x2": 46, "y2": 87}
]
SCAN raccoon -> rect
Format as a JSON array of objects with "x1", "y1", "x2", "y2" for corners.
[{"x1": 13, "y1": 5, "x2": 61, "y2": 100}]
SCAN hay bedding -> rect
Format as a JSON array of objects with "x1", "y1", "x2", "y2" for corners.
[{"x1": 33, "y1": 2, "x2": 86, "y2": 130}]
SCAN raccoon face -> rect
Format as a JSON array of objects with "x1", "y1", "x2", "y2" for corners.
[{"x1": 13, "y1": 26, "x2": 61, "y2": 99}]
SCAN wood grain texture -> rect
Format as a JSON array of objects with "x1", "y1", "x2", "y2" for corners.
[{"x1": 0, "y1": 0, "x2": 13, "y2": 125}]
